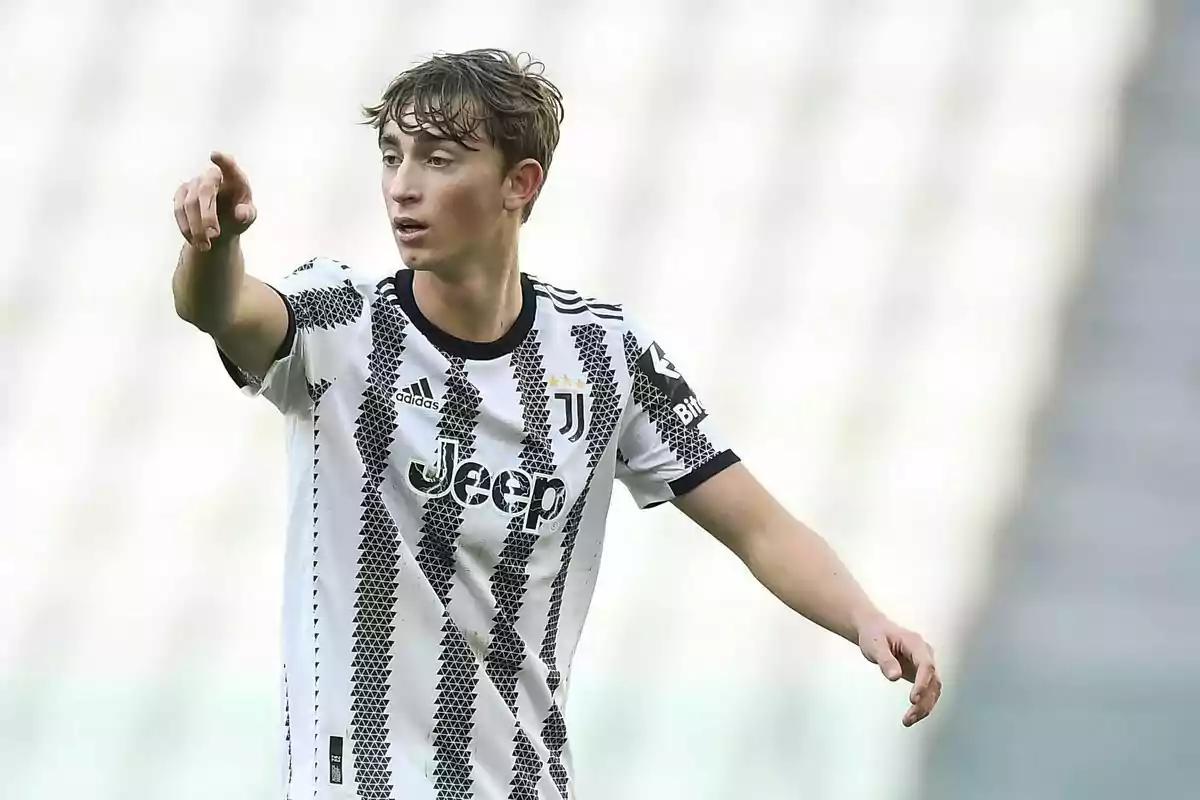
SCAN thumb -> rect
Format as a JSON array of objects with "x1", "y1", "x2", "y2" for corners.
[{"x1": 234, "y1": 203, "x2": 257, "y2": 226}]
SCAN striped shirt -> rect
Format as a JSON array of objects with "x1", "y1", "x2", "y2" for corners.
[{"x1": 220, "y1": 257, "x2": 737, "y2": 800}]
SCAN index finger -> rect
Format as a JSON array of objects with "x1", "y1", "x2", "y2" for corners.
[
  {"x1": 905, "y1": 665, "x2": 941, "y2": 726},
  {"x1": 909, "y1": 658, "x2": 936, "y2": 704},
  {"x1": 210, "y1": 151, "x2": 249, "y2": 187}
]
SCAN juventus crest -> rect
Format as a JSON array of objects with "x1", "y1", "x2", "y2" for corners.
[{"x1": 549, "y1": 374, "x2": 587, "y2": 443}]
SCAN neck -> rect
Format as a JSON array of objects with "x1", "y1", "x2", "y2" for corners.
[{"x1": 410, "y1": 249, "x2": 524, "y2": 344}]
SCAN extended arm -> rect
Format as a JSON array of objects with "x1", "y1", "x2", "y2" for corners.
[
  {"x1": 171, "y1": 151, "x2": 289, "y2": 380},
  {"x1": 674, "y1": 462, "x2": 942, "y2": 726}
]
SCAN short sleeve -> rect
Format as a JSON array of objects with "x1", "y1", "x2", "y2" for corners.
[
  {"x1": 615, "y1": 324, "x2": 740, "y2": 509},
  {"x1": 218, "y1": 256, "x2": 368, "y2": 415}
]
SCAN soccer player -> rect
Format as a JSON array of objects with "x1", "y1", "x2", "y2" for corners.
[{"x1": 172, "y1": 48, "x2": 940, "y2": 800}]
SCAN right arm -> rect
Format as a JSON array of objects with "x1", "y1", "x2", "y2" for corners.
[
  {"x1": 171, "y1": 236, "x2": 288, "y2": 381},
  {"x1": 170, "y1": 151, "x2": 287, "y2": 381}
]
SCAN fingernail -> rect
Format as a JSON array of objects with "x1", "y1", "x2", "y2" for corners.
[{"x1": 207, "y1": 227, "x2": 219, "y2": 238}]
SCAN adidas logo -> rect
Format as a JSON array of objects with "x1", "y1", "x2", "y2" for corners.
[{"x1": 399, "y1": 377, "x2": 440, "y2": 411}]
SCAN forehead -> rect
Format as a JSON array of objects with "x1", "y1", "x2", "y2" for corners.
[{"x1": 379, "y1": 107, "x2": 490, "y2": 150}]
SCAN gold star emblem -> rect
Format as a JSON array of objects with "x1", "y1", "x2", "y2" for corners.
[{"x1": 548, "y1": 375, "x2": 587, "y2": 390}]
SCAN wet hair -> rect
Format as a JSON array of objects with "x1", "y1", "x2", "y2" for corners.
[{"x1": 363, "y1": 48, "x2": 565, "y2": 222}]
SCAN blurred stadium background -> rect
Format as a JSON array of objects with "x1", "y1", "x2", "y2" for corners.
[{"x1": 2, "y1": 0, "x2": 1197, "y2": 798}]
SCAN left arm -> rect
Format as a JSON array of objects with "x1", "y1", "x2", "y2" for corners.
[
  {"x1": 674, "y1": 462, "x2": 942, "y2": 727},
  {"x1": 610, "y1": 326, "x2": 941, "y2": 725}
]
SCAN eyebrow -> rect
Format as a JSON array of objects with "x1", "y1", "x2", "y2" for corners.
[{"x1": 378, "y1": 130, "x2": 456, "y2": 149}]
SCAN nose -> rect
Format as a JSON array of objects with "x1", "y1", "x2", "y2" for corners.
[{"x1": 386, "y1": 163, "x2": 421, "y2": 206}]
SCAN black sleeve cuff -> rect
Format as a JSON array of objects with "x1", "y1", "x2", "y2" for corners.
[
  {"x1": 217, "y1": 286, "x2": 297, "y2": 388},
  {"x1": 642, "y1": 449, "x2": 742, "y2": 508}
]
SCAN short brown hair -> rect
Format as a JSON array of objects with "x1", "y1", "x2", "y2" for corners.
[{"x1": 362, "y1": 48, "x2": 565, "y2": 222}]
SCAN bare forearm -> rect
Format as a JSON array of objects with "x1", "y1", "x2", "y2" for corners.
[
  {"x1": 674, "y1": 465, "x2": 885, "y2": 643},
  {"x1": 675, "y1": 464, "x2": 941, "y2": 723},
  {"x1": 172, "y1": 236, "x2": 245, "y2": 333},
  {"x1": 742, "y1": 516, "x2": 882, "y2": 644}
]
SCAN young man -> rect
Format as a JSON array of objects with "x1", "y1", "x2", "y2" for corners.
[{"x1": 172, "y1": 49, "x2": 940, "y2": 800}]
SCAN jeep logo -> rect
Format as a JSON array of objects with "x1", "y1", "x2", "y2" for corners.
[{"x1": 407, "y1": 438, "x2": 567, "y2": 531}]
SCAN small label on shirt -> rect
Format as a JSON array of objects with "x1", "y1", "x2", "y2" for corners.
[{"x1": 329, "y1": 735, "x2": 344, "y2": 785}]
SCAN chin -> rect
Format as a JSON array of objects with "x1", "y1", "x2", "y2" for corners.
[{"x1": 396, "y1": 246, "x2": 442, "y2": 273}]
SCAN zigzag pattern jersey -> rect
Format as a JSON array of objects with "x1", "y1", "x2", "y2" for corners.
[{"x1": 219, "y1": 257, "x2": 739, "y2": 800}]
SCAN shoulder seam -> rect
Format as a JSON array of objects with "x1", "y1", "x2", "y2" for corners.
[{"x1": 528, "y1": 276, "x2": 625, "y2": 322}]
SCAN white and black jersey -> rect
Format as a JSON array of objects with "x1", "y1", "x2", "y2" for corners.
[{"x1": 220, "y1": 257, "x2": 738, "y2": 800}]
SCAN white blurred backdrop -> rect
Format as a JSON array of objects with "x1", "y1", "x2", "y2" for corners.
[{"x1": 0, "y1": 1, "x2": 1151, "y2": 799}]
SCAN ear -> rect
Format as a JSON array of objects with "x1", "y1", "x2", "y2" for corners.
[{"x1": 503, "y1": 158, "x2": 545, "y2": 215}]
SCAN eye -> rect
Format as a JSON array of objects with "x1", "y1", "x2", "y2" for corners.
[
  {"x1": 427, "y1": 155, "x2": 452, "y2": 168},
  {"x1": 381, "y1": 153, "x2": 401, "y2": 167}
]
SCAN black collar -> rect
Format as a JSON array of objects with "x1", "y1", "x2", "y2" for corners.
[{"x1": 392, "y1": 269, "x2": 536, "y2": 360}]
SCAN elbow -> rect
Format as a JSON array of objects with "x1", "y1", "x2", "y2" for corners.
[
  {"x1": 720, "y1": 517, "x2": 773, "y2": 572},
  {"x1": 171, "y1": 267, "x2": 200, "y2": 326},
  {"x1": 703, "y1": 509, "x2": 789, "y2": 571},
  {"x1": 172, "y1": 277, "x2": 230, "y2": 334},
  {"x1": 738, "y1": 530, "x2": 773, "y2": 577},
  {"x1": 735, "y1": 511, "x2": 812, "y2": 576},
  {"x1": 173, "y1": 289, "x2": 197, "y2": 326},
  {"x1": 172, "y1": 287, "x2": 211, "y2": 332}
]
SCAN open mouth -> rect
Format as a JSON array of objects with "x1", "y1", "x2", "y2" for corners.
[{"x1": 393, "y1": 217, "x2": 428, "y2": 235}]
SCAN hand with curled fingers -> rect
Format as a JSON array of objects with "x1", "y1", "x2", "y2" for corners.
[
  {"x1": 857, "y1": 617, "x2": 942, "y2": 727},
  {"x1": 173, "y1": 151, "x2": 257, "y2": 251}
]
